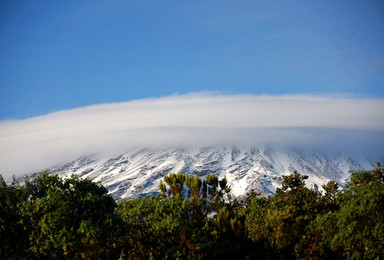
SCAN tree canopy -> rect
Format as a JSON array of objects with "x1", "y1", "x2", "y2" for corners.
[{"x1": 1, "y1": 164, "x2": 383, "y2": 259}]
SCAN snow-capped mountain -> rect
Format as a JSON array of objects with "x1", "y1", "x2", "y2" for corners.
[{"x1": 46, "y1": 146, "x2": 378, "y2": 201}]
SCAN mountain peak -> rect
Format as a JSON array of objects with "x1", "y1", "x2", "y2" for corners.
[{"x1": 46, "y1": 146, "x2": 377, "y2": 201}]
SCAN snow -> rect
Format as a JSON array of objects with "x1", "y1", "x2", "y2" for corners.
[{"x1": 44, "y1": 145, "x2": 380, "y2": 201}]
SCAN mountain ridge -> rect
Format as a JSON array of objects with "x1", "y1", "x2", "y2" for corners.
[{"x1": 45, "y1": 146, "x2": 378, "y2": 201}]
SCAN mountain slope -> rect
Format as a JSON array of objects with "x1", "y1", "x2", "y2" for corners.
[{"x1": 46, "y1": 146, "x2": 377, "y2": 201}]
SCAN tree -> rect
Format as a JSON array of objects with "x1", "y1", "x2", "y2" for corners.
[
  {"x1": 245, "y1": 170, "x2": 322, "y2": 259},
  {"x1": 11, "y1": 173, "x2": 121, "y2": 259},
  {"x1": 313, "y1": 164, "x2": 384, "y2": 259},
  {"x1": 158, "y1": 173, "x2": 248, "y2": 259},
  {"x1": 117, "y1": 196, "x2": 186, "y2": 259},
  {"x1": 0, "y1": 175, "x2": 29, "y2": 259},
  {"x1": 2, "y1": 162, "x2": 383, "y2": 259}
]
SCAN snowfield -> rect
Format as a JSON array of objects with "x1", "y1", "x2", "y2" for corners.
[{"x1": 41, "y1": 145, "x2": 380, "y2": 201}]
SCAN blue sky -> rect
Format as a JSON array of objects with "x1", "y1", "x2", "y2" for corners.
[
  {"x1": 1, "y1": 0, "x2": 384, "y2": 177},
  {"x1": 1, "y1": 0, "x2": 384, "y2": 120}
]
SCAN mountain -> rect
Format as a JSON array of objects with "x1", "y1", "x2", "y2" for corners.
[{"x1": 46, "y1": 146, "x2": 378, "y2": 201}]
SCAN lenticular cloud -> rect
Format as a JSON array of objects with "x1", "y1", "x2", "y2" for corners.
[{"x1": 1, "y1": 94, "x2": 384, "y2": 179}]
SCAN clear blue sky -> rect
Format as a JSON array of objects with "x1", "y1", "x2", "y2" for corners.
[{"x1": 1, "y1": 0, "x2": 383, "y2": 120}]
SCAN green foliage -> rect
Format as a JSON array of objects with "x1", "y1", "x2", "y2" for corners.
[
  {"x1": 159, "y1": 172, "x2": 230, "y2": 205},
  {"x1": 185, "y1": 174, "x2": 202, "y2": 197},
  {"x1": 1, "y1": 163, "x2": 383, "y2": 259},
  {"x1": 0, "y1": 175, "x2": 28, "y2": 259},
  {"x1": 0, "y1": 173, "x2": 121, "y2": 259},
  {"x1": 117, "y1": 196, "x2": 185, "y2": 259},
  {"x1": 157, "y1": 172, "x2": 249, "y2": 259},
  {"x1": 206, "y1": 174, "x2": 218, "y2": 187},
  {"x1": 312, "y1": 164, "x2": 384, "y2": 259},
  {"x1": 244, "y1": 171, "x2": 320, "y2": 259},
  {"x1": 244, "y1": 165, "x2": 384, "y2": 259},
  {"x1": 163, "y1": 173, "x2": 186, "y2": 198},
  {"x1": 318, "y1": 180, "x2": 340, "y2": 212},
  {"x1": 278, "y1": 170, "x2": 308, "y2": 192}
]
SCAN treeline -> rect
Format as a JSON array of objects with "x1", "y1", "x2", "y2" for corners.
[{"x1": 0, "y1": 164, "x2": 383, "y2": 259}]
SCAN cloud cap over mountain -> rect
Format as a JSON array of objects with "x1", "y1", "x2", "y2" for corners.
[{"x1": 1, "y1": 94, "x2": 384, "y2": 179}]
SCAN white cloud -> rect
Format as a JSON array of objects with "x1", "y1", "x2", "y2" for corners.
[{"x1": 1, "y1": 93, "x2": 384, "y2": 180}]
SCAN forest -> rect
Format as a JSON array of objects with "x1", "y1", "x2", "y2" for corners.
[{"x1": 0, "y1": 163, "x2": 383, "y2": 259}]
